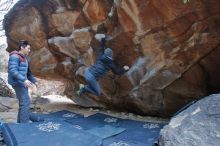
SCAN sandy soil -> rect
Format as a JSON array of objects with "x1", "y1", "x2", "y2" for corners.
[{"x1": 0, "y1": 94, "x2": 169, "y2": 124}]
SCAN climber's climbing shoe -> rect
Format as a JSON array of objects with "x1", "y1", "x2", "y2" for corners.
[{"x1": 76, "y1": 84, "x2": 85, "y2": 96}]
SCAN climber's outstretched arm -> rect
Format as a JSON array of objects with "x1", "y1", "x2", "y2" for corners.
[
  {"x1": 109, "y1": 62, "x2": 129, "y2": 75},
  {"x1": 97, "y1": 38, "x2": 106, "y2": 61}
]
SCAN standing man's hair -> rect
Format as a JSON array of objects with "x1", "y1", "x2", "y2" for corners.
[{"x1": 18, "y1": 40, "x2": 30, "y2": 50}]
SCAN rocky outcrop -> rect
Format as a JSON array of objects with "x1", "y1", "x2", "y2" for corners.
[
  {"x1": 159, "y1": 94, "x2": 220, "y2": 146},
  {"x1": 0, "y1": 44, "x2": 8, "y2": 73},
  {"x1": 3, "y1": 0, "x2": 220, "y2": 117},
  {"x1": 0, "y1": 73, "x2": 15, "y2": 98}
]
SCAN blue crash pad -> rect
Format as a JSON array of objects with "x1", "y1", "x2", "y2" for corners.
[
  {"x1": 66, "y1": 113, "x2": 121, "y2": 129},
  {"x1": 2, "y1": 111, "x2": 166, "y2": 146},
  {"x1": 66, "y1": 113, "x2": 165, "y2": 146},
  {"x1": 30, "y1": 110, "x2": 125, "y2": 139},
  {"x1": 2, "y1": 120, "x2": 102, "y2": 146},
  {"x1": 30, "y1": 110, "x2": 125, "y2": 138},
  {"x1": 103, "y1": 138, "x2": 148, "y2": 146},
  {"x1": 30, "y1": 110, "x2": 84, "y2": 122},
  {"x1": 86, "y1": 125, "x2": 125, "y2": 139},
  {"x1": 114, "y1": 118, "x2": 164, "y2": 145}
]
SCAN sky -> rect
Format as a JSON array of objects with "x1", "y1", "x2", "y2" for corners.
[{"x1": 0, "y1": 0, "x2": 18, "y2": 46}]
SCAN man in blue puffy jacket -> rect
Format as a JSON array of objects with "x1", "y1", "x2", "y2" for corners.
[
  {"x1": 8, "y1": 40, "x2": 37, "y2": 123},
  {"x1": 77, "y1": 35, "x2": 130, "y2": 96}
]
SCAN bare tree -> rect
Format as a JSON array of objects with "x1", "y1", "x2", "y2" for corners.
[{"x1": 0, "y1": 0, "x2": 14, "y2": 37}]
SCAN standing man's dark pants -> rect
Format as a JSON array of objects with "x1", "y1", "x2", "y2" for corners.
[{"x1": 13, "y1": 86, "x2": 30, "y2": 123}]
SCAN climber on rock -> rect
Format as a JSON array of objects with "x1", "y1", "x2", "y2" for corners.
[{"x1": 76, "y1": 35, "x2": 130, "y2": 96}]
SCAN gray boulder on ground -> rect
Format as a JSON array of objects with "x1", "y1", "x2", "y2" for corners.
[{"x1": 159, "y1": 94, "x2": 220, "y2": 146}]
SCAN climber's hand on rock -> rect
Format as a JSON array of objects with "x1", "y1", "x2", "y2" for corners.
[
  {"x1": 95, "y1": 34, "x2": 106, "y2": 42},
  {"x1": 123, "y1": 65, "x2": 130, "y2": 71}
]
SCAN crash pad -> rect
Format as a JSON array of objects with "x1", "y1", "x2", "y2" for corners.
[{"x1": 2, "y1": 120, "x2": 102, "y2": 146}]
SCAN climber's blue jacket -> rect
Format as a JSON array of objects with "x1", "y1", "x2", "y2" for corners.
[
  {"x1": 8, "y1": 51, "x2": 36, "y2": 87},
  {"x1": 88, "y1": 39, "x2": 127, "y2": 80}
]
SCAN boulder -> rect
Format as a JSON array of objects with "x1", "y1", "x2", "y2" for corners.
[
  {"x1": 159, "y1": 94, "x2": 220, "y2": 146},
  {"x1": 3, "y1": 0, "x2": 220, "y2": 117}
]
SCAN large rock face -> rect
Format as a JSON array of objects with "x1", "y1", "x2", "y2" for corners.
[
  {"x1": 159, "y1": 94, "x2": 220, "y2": 146},
  {"x1": 4, "y1": 0, "x2": 220, "y2": 117}
]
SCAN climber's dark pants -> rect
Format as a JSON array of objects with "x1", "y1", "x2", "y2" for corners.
[
  {"x1": 13, "y1": 86, "x2": 30, "y2": 123},
  {"x1": 83, "y1": 69, "x2": 101, "y2": 96}
]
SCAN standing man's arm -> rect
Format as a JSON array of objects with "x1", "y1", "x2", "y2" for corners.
[
  {"x1": 27, "y1": 66, "x2": 36, "y2": 84},
  {"x1": 26, "y1": 57, "x2": 37, "y2": 86}
]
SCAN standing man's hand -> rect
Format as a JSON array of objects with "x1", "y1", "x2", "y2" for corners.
[{"x1": 24, "y1": 79, "x2": 33, "y2": 88}]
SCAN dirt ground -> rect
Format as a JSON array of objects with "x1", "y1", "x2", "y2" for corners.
[
  {"x1": 0, "y1": 94, "x2": 169, "y2": 124},
  {"x1": 0, "y1": 93, "x2": 168, "y2": 146}
]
